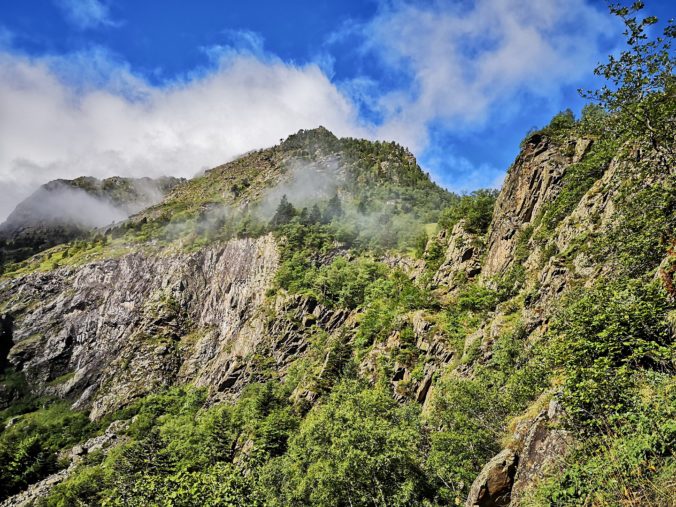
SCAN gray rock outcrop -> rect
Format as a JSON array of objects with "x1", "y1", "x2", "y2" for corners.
[{"x1": 1, "y1": 235, "x2": 278, "y2": 419}]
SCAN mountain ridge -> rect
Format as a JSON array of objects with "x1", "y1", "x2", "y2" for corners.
[{"x1": 0, "y1": 175, "x2": 184, "y2": 269}]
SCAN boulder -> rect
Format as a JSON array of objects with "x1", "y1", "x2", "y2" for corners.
[{"x1": 465, "y1": 448, "x2": 518, "y2": 507}]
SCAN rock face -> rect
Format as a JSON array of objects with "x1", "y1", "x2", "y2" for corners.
[
  {"x1": 465, "y1": 448, "x2": 518, "y2": 507},
  {"x1": 433, "y1": 221, "x2": 483, "y2": 296},
  {"x1": 1, "y1": 235, "x2": 278, "y2": 418},
  {"x1": 360, "y1": 309, "x2": 455, "y2": 405},
  {"x1": 465, "y1": 400, "x2": 572, "y2": 507},
  {"x1": 510, "y1": 402, "x2": 572, "y2": 505},
  {"x1": 483, "y1": 136, "x2": 589, "y2": 278}
]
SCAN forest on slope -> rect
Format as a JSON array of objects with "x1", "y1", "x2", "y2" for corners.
[{"x1": 0, "y1": 3, "x2": 674, "y2": 506}]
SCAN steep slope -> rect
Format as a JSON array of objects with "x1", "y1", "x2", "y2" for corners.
[
  {"x1": 0, "y1": 128, "x2": 454, "y2": 417},
  {"x1": 458, "y1": 130, "x2": 674, "y2": 505},
  {"x1": 482, "y1": 134, "x2": 592, "y2": 278},
  {"x1": 1, "y1": 236, "x2": 278, "y2": 419}
]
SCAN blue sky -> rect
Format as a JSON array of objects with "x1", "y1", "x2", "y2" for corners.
[{"x1": 0, "y1": 0, "x2": 672, "y2": 218}]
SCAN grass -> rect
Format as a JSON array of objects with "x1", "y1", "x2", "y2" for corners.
[{"x1": 46, "y1": 371, "x2": 76, "y2": 386}]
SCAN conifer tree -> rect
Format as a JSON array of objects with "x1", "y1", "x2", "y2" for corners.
[
  {"x1": 309, "y1": 204, "x2": 322, "y2": 224},
  {"x1": 322, "y1": 194, "x2": 343, "y2": 224},
  {"x1": 269, "y1": 195, "x2": 296, "y2": 227}
]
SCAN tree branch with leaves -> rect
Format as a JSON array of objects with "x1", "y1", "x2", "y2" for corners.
[{"x1": 580, "y1": 1, "x2": 675, "y2": 161}]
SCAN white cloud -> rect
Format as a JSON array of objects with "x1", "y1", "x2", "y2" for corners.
[
  {"x1": 0, "y1": 49, "x2": 368, "y2": 219},
  {"x1": 55, "y1": 0, "x2": 119, "y2": 30},
  {"x1": 0, "y1": 0, "x2": 620, "y2": 220},
  {"x1": 356, "y1": 0, "x2": 615, "y2": 151}
]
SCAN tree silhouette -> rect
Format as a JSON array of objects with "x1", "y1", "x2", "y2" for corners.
[
  {"x1": 322, "y1": 194, "x2": 343, "y2": 224},
  {"x1": 270, "y1": 195, "x2": 296, "y2": 227}
]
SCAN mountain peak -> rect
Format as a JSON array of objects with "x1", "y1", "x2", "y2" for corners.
[{"x1": 279, "y1": 125, "x2": 340, "y2": 153}]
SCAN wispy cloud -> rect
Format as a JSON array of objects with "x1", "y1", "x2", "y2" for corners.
[
  {"x1": 0, "y1": 48, "x2": 367, "y2": 219},
  {"x1": 0, "y1": 26, "x2": 13, "y2": 48},
  {"x1": 201, "y1": 30, "x2": 267, "y2": 62},
  {"x1": 423, "y1": 151, "x2": 505, "y2": 194},
  {"x1": 346, "y1": 0, "x2": 616, "y2": 152},
  {"x1": 55, "y1": 0, "x2": 120, "y2": 30}
]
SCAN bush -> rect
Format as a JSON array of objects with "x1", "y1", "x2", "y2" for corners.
[
  {"x1": 550, "y1": 279, "x2": 673, "y2": 432},
  {"x1": 456, "y1": 283, "x2": 499, "y2": 313},
  {"x1": 598, "y1": 181, "x2": 676, "y2": 278},
  {"x1": 520, "y1": 109, "x2": 577, "y2": 147},
  {"x1": 258, "y1": 380, "x2": 430, "y2": 506},
  {"x1": 0, "y1": 402, "x2": 94, "y2": 500},
  {"x1": 312, "y1": 257, "x2": 387, "y2": 309},
  {"x1": 438, "y1": 189, "x2": 498, "y2": 234},
  {"x1": 426, "y1": 376, "x2": 510, "y2": 500}
]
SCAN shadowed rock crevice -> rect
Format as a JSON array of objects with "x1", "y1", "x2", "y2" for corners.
[{"x1": 0, "y1": 314, "x2": 13, "y2": 373}]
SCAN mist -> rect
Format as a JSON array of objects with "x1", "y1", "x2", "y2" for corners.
[
  {"x1": 2, "y1": 184, "x2": 125, "y2": 232},
  {"x1": 0, "y1": 177, "x2": 180, "y2": 234},
  {"x1": 256, "y1": 157, "x2": 345, "y2": 220}
]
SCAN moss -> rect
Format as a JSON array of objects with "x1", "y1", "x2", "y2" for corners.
[
  {"x1": 46, "y1": 371, "x2": 76, "y2": 386},
  {"x1": 10, "y1": 333, "x2": 43, "y2": 353}
]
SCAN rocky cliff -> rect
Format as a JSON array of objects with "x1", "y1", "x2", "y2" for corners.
[{"x1": 1, "y1": 235, "x2": 278, "y2": 419}]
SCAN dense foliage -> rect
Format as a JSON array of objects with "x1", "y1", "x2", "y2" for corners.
[
  {"x1": 437, "y1": 189, "x2": 498, "y2": 234},
  {"x1": 0, "y1": 3, "x2": 674, "y2": 506}
]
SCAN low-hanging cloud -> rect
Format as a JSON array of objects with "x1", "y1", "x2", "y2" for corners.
[
  {"x1": 1, "y1": 0, "x2": 617, "y2": 220},
  {"x1": 3, "y1": 184, "x2": 127, "y2": 231},
  {"x1": 257, "y1": 157, "x2": 345, "y2": 220},
  {"x1": 0, "y1": 49, "x2": 367, "y2": 220},
  {"x1": 0, "y1": 177, "x2": 180, "y2": 236}
]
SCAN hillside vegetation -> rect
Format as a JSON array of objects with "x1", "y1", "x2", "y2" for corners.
[{"x1": 0, "y1": 3, "x2": 674, "y2": 506}]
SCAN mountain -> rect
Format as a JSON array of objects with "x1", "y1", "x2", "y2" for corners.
[
  {"x1": 0, "y1": 116, "x2": 673, "y2": 506},
  {"x1": 0, "y1": 176, "x2": 184, "y2": 268}
]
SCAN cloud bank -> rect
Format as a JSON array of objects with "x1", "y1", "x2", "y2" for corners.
[
  {"x1": 0, "y1": 0, "x2": 616, "y2": 220},
  {"x1": 0, "y1": 49, "x2": 367, "y2": 219}
]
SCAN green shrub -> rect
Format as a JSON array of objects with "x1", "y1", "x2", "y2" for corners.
[
  {"x1": 597, "y1": 181, "x2": 676, "y2": 278},
  {"x1": 0, "y1": 402, "x2": 94, "y2": 500},
  {"x1": 426, "y1": 376, "x2": 510, "y2": 501},
  {"x1": 456, "y1": 283, "x2": 499, "y2": 313},
  {"x1": 311, "y1": 257, "x2": 387, "y2": 309},
  {"x1": 550, "y1": 279, "x2": 673, "y2": 432},
  {"x1": 520, "y1": 109, "x2": 577, "y2": 147},
  {"x1": 258, "y1": 380, "x2": 430, "y2": 506},
  {"x1": 438, "y1": 189, "x2": 498, "y2": 234},
  {"x1": 524, "y1": 375, "x2": 676, "y2": 506}
]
